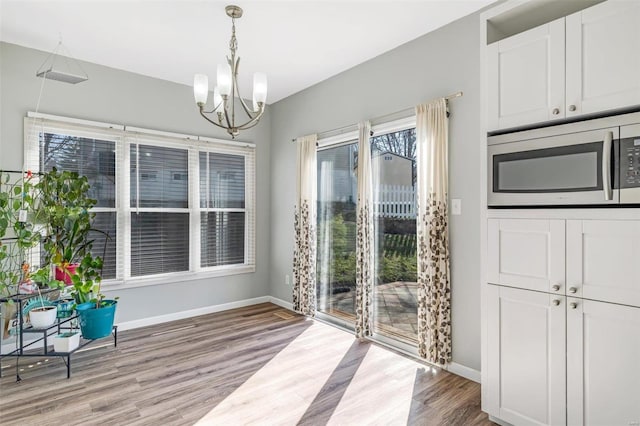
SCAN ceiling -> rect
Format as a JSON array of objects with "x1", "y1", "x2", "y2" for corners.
[{"x1": 0, "y1": 0, "x2": 494, "y2": 104}]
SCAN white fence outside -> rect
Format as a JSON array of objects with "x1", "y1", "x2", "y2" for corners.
[{"x1": 374, "y1": 184, "x2": 416, "y2": 219}]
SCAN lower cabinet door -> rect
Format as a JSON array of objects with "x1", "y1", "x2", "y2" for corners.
[
  {"x1": 487, "y1": 285, "x2": 566, "y2": 426},
  {"x1": 567, "y1": 298, "x2": 640, "y2": 426}
]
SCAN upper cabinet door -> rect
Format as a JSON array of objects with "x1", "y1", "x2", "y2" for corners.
[
  {"x1": 566, "y1": 1, "x2": 640, "y2": 118},
  {"x1": 488, "y1": 18, "x2": 565, "y2": 131},
  {"x1": 488, "y1": 219, "x2": 565, "y2": 293},
  {"x1": 567, "y1": 220, "x2": 640, "y2": 308}
]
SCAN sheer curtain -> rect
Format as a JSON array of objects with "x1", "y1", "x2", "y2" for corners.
[
  {"x1": 355, "y1": 121, "x2": 374, "y2": 339},
  {"x1": 293, "y1": 134, "x2": 318, "y2": 316},
  {"x1": 415, "y1": 99, "x2": 452, "y2": 364}
]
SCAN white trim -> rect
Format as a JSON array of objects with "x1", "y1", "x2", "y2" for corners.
[
  {"x1": 199, "y1": 135, "x2": 255, "y2": 149},
  {"x1": 125, "y1": 125, "x2": 197, "y2": 141},
  {"x1": 1, "y1": 338, "x2": 46, "y2": 355},
  {"x1": 371, "y1": 116, "x2": 416, "y2": 136},
  {"x1": 115, "y1": 296, "x2": 271, "y2": 331},
  {"x1": 317, "y1": 130, "x2": 359, "y2": 149},
  {"x1": 488, "y1": 415, "x2": 514, "y2": 426},
  {"x1": 101, "y1": 265, "x2": 256, "y2": 290},
  {"x1": 268, "y1": 296, "x2": 294, "y2": 311},
  {"x1": 480, "y1": 1, "x2": 490, "y2": 412},
  {"x1": 447, "y1": 362, "x2": 481, "y2": 383},
  {"x1": 27, "y1": 111, "x2": 124, "y2": 131},
  {"x1": 315, "y1": 311, "x2": 355, "y2": 332},
  {"x1": 371, "y1": 332, "x2": 419, "y2": 357}
]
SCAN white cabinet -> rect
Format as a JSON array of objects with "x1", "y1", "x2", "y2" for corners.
[
  {"x1": 486, "y1": 218, "x2": 640, "y2": 425},
  {"x1": 488, "y1": 219, "x2": 565, "y2": 293},
  {"x1": 566, "y1": 1, "x2": 640, "y2": 118},
  {"x1": 488, "y1": 1, "x2": 640, "y2": 131},
  {"x1": 567, "y1": 220, "x2": 640, "y2": 307},
  {"x1": 487, "y1": 18, "x2": 565, "y2": 130},
  {"x1": 486, "y1": 285, "x2": 566, "y2": 426},
  {"x1": 567, "y1": 298, "x2": 640, "y2": 426}
]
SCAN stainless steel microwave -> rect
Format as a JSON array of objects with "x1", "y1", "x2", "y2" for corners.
[{"x1": 488, "y1": 112, "x2": 640, "y2": 207}]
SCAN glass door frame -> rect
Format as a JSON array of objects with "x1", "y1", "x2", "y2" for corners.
[
  {"x1": 370, "y1": 116, "x2": 418, "y2": 347},
  {"x1": 315, "y1": 129, "x2": 360, "y2": 331}
]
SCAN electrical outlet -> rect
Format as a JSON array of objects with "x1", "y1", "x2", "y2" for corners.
[
  {"x1": 451, "y1": 199, "x2": 462, "y2": 216},
  {"x1": 285, "y1": 275, "x2": 290, "y2": 286}
]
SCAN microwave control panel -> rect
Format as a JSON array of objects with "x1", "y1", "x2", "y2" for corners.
[{"x1": 620, "y1": 138, "x2": 640, "y2": 188}]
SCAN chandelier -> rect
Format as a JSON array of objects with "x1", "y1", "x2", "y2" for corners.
[{"x1": 193, "y1": 5, "x2": 267, "y2": 138}]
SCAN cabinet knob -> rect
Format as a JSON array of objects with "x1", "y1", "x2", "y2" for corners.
[
  {"x1": 552, "y1": 284, "x2": 561, "y2": 292},
  {"x1": 570, "y1": 302, "x2": 578, "y2": 309},
  {"x1": 568, "y1": 104, "x2": 577, "y2": 112},
  {"x1": 569, "y1": 287, "x2": 577, "y2": 294},
  {"x1": 552, "y1": 108, "x2": 560, "y2": 115},
  {"x1": 552, "y1": 299, "x2": 561, "y2": 306}
]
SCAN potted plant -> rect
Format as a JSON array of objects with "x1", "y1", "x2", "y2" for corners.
[
  {"x1": 36, "y1": 168, "x2": 98, "y2": 285},
  {"x1": 72, "y1": 253, "x2": 117, "y2": 339},
  {"x1": 35, "y1": 168, "x2": 116, "y2": 340}
]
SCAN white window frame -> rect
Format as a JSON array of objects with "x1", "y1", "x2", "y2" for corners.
[{"x1": 24, "y1": 113, "x2": 256, "y2": 289}]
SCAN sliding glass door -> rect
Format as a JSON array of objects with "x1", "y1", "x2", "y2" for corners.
[
  {"x1": 371, "y1": 127, "x2": 418, "y2": 344},
  {"x1": 315, "y1": 126, "x2": 418, "y2": 346},
  {"x1": 316, "y1": 141, "x2": 358, "y2": 326}
]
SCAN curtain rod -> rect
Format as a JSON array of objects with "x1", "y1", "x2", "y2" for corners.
[{"x1": 291, "y1": 91, "x2": 463, "y2": 142}]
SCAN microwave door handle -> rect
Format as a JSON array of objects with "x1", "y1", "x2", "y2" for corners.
[{"x1": 603, "y1": 131, "x2": 613, "y2": 201}]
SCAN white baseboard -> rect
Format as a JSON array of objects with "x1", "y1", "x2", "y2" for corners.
[
  {"x1": 1, "y1": 296, "x2": 282, "y2": 355},
  {"x1": 116, "y1": 296, "x2": 271, "y2": 331},
  {"x1": 268, "y1": 296, "x2": 293, "y2": 311},
  {"x1": 446, "y1": 362, "x2": 481, "y2": 383}
]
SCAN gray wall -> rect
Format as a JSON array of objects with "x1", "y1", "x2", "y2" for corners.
[
  {"x1": 269, "y1": 13, "x2": 482, "y2": 370},
  {"x1": 0, "y1": 42, "x2": 271, "y2": 323}
]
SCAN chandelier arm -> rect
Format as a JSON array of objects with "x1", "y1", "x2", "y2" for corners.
[
  {"x1": 230, "y1": 60, "x2": 256, "y2": 118},
  {"x1": 235, "y1": 106, "x2": 266, "y2": 130},
  {"x1": 221, "y1": 98, "x2": 233, "y2": 129},
  {"x1": 199, "y1": 107, "x2": 231, "y2": 130}
]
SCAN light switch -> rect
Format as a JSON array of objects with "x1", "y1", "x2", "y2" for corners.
[{"x1": 451, "y1": 199, "x2": 462, "y2": 215}]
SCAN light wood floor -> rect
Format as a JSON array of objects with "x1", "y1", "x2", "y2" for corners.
[{"x1": 0, "y1": 303, "x2": 492, "y2": 425}]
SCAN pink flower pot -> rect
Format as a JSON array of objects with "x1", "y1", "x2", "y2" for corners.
[{"x1": 55, "y1": 263, "x2": 78, "y2": 286}]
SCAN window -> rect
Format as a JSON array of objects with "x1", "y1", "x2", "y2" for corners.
[
  {"x1": 130, "y1": 143, "x2": 190, "y2": 276},
  {"x1": 199, "y1": 152, "x2": 247, "y2": 268},
  {"x1": 38, "y1": 130, "x2": 118, "y2": 279},
  {"x1": 25, "y1": 115, "x2": 256, "y2": 285}
]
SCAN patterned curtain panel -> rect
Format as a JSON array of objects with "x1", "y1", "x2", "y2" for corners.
[
  {"x1": 293, "y1": 134, "x2": 318, "y2": 316},
  {"x1": 355, "y1": 121, "x2": 374, "y2": 338},
  {"x1": 415, "y1": 99, "x2": 452, "y2": 364}
]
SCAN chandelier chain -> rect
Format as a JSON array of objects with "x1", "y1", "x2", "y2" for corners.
[{"x1": 229, "y1": 18, "x2": 238, "y2": 57}]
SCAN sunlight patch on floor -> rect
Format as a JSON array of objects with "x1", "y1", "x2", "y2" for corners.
[
  {"x1": 328, "y1": 344, "x2": 431, "y2": 424},
  {"x1": 194, "y1": 321, "x2": 355, "y2": 425}
]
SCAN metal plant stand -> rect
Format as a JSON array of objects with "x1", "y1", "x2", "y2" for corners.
[{"x1": 0, "y1": 289, "x2": 117, "y2": 381}]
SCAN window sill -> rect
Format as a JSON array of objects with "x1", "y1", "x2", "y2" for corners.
[{"x1": 100, "y1": 265, "x2": 256, "y2": 291}]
